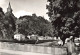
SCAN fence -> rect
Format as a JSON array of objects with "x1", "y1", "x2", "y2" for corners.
[{"x1": 0, "y1": 42, "x2": 67, "y2": 55}]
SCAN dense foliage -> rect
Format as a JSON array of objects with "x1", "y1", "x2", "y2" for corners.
[
  {"x1": 0, "y1": 7, "x2": 53, "y2": 40},
  {"x1": 0, "y1": 7, "x2": 16, "y2": 39},
  {"x1": 16, "y1": 14, "x2": 53, "y2": 37},
  {"x1": 47, "y1": 0, "x2": 80, "y2": 43}
]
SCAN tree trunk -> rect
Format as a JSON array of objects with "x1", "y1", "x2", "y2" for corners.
[{"x1": 1, "y1": 29, "x2": 6, "y2": 38}]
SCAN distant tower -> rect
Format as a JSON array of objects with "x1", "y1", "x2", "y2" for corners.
[{"x1": 7, "y1": 2, "x2": 13, "y2": 13}]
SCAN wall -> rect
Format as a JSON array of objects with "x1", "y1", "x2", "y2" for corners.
[{"x1": 0, "y1": 42, "x2": 67, "y2": 55}]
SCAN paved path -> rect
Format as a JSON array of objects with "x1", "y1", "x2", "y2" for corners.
[{"x1": 0, "y1": 49, "x2": 50, "y2": 55}]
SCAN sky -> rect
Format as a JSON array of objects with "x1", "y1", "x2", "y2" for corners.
[{"x1": 0, "y1": 0, "x2": 49, "y2": 20}]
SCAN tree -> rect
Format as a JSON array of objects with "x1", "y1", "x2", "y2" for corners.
[
  {"x1": 0, "y1": 7, "x2": 16, "y2": 39},
  {"x1": 17, "y1": 15, "x2": 53, "y2": 37},
  {"x1": 47, "y1": 0, "x2": 80, "y2": 43},
  {"x1": 0, "y1": 7, "x2": 5, "y2": 39},
  {"x1": 3, "y1": 11, "x2": 16, "y2": 39}
]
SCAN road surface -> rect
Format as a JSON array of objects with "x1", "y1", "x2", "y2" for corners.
[{"x1": 0, "y1": 49, "x2": 50, "y2": 55}]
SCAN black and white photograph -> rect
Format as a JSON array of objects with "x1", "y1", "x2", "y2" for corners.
[{"x1": 0, "y1": 0, "x2": 80, "y2": 55}]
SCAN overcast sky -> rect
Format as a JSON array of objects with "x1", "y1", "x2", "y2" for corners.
[{"x1": 0, "y1": 0, "x2": 49, "y2": 20}]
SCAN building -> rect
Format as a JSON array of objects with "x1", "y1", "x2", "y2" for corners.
[
  {"x1": 7, "y1": 2, "x2": 13, "y2": 13},
  {"x1": 5, "y1": 2, "x2": 13, "y2": 15},
  {"x1": 14, "y1": 34, "x2": 25, "y2": 41}
]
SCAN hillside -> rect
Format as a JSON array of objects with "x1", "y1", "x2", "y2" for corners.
[
  {"x1": 0, "y1": 6, "x2": 53, "y2": 40},
  {"x1": 16, "y1": 14, "x2": 53, "y2": 37}
]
